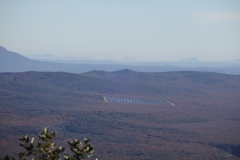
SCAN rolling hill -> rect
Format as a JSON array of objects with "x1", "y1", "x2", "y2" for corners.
[{"x1": 0, "y1": 70, "x2": 240, "y2": 159}]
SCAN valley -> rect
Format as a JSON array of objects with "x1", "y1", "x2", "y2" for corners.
[{"x1": 0, "y1": 70, "x2": 240, "y2": 159}]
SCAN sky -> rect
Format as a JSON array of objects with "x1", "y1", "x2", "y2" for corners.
[{"x1": 0, "y1": 0, "x2": 240, "y2": 61}]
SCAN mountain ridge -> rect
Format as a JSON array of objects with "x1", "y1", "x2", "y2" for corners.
[{"x1": 1, "y1": 45, "x2": 240, "y2": 74}]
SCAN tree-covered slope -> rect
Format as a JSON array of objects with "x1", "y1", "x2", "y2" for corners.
[{"x1": 1, "y1": 71, "x2": 240, "y2": 159}]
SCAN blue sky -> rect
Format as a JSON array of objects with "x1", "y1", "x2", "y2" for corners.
[{"x1": 0, "y1": 0, "x2": 240, "y2": 61}]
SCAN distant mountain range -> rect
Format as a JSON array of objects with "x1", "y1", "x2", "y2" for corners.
[
  {"x1": 0, "y1": 46, "x2": 240, "y2": 74},
  {"x1": 27, "y1": 53, "x2": 99, "y2": 61},
  {"x1": 26, "y1": 52, "x2": 240, "y2": 67}
]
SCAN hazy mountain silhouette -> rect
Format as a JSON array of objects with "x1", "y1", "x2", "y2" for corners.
[
  {"x1": 27, "y1": 53, "x2": 60, "y2": 60},
  {"x1": 0, "y1": 46, "x2": 41, "y2": 72},
  {"x1": 0, "y1": 46, "x2": 87, "y2": 73},
  {"x1": 1, "y1": 46, "x2": 240, "y2": 74},
  {"x1": 180, "y1": 58, "x2": 199, "y2": 62}
]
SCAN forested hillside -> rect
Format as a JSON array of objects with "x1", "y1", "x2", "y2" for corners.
[{"x1": 1, "y1": 71, "x2": 240, "y2": 159}]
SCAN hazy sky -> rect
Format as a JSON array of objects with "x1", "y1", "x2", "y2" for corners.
[{"x1": 0, "y1": 0, "x2": 240, "y2": 61}]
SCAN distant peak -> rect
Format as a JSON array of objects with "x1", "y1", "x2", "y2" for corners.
[
  {"x1": 0, "y1": 46, "x2": 7, "y2": 51},
  {"x1": 180, "y1": 58, "x2": 199, "y2": 62},
  {"x1": 43, "y1": 53, "x2": 53, "y2": 56},
  {"x1": 113, "y1": 69, "x2": 136, "y2": 75},
  {"x1": 120, "y1": 57, "x2": 140, "y2": 62}
]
